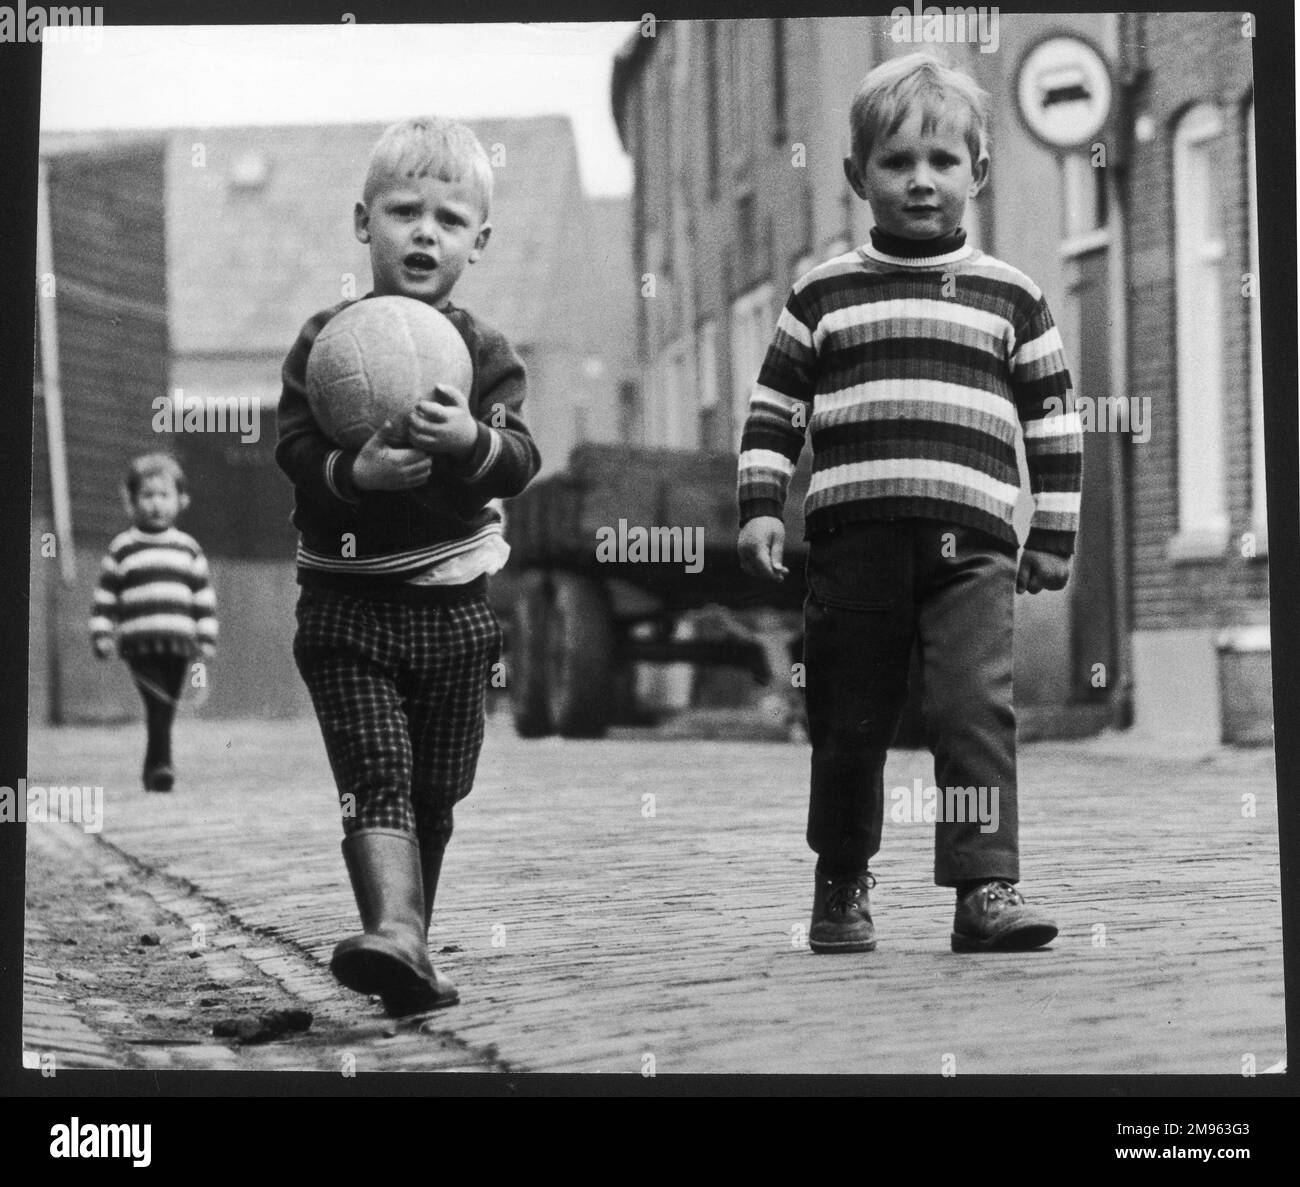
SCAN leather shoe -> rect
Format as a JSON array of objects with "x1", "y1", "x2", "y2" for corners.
[
  {"x1": 809, "y1": 869, "x2": 877, "y2": 953},
  {"x1": 951, "y1": 880, "x2": 1057, "y2": 952}
]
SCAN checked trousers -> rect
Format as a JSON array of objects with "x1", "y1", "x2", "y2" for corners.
[
  {"x1": 293, "y1": 584, "x2": 502, "y2": 843},
  {"x1": 803, "y1": 519, "x2": 1021, "y2": 887}
]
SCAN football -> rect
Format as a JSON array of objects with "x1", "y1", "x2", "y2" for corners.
[{"x1": 306, "y1": 296, "x2": 474, "y2": 449}]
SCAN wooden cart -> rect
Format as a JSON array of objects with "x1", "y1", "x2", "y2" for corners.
[{"x1": 502, "y1": 443, "x2": 812, "y2": 738}]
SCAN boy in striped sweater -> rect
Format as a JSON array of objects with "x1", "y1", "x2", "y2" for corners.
[
  {"x1": 91, "y1": 454, "x2": 218, "y2": 793},
  {"x1": 737, "y1": 54, "x2": 1083, "y2": 954}
]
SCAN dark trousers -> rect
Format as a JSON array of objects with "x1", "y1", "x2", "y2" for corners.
[
  {"x1": 803, "y1": 520, "x2": 1019, "y2": 887},
  {"x1": 127, "y1": 653, "x2": 188, "y2": 774}
]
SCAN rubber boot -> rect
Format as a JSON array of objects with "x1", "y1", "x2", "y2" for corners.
[
  {"x1": 418, "y1": 832, "x2": 447, "y2": 936},
  {"x1": 330, "y1": 827, "x2": 459, "y2": 1015}
]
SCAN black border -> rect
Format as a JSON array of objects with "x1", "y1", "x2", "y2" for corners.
[{"x1": 1, "y1": 0, "x2": 1295, "y2": 1152}]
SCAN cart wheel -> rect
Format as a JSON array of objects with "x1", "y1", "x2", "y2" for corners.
[
  {"x1": 608, "y1": 653, "x2": 643, "y2": 726},
  {"x1": 545, "y1": 573, "x2": 615, "y2": 738},
  {"x1": 509, "y1": 571, "x2": 554, "y2": 738}
]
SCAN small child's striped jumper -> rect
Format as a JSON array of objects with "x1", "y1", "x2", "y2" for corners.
[
  {"x1": 90, "y1": 526, "x2": 218, "y2": 658},
  {"x1": 738, "y1": 239, "x2": 1083, "y2": 556}
]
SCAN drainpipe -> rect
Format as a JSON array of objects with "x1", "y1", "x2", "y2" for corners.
[
  {"x1": 1107, "y1": 13, "x2": 1136, "y2": 728},
  {"x1": 35, "y1": 156, "x2": 76, "y2": 588}
]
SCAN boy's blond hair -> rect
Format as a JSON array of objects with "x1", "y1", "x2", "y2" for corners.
[
  {"x1": 849, "y1": 52, "x2": 990, "y2": 168},
  {"x1": 362, "y1": 116, "x2": 494, "y2": 217}
]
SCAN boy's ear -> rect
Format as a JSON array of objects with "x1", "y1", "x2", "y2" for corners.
[
  {"x1": 120, "y1": 488, "x2": 136, "y2": 518},
  {"x1": 842, "y1": 155, "x2": 868, "y2": 200},
  {"x1": 969, "y1": 154, "x2": 990, "y2": 197},
  {"x1": 353, "y1": 201, "x2": 371, "y2": 244},
  {"x1": 178, "y1": 492, "x2": 192, "y2": 514},
  {"x1": 468, "y1": 222, "x2": 492, "y2": 264}
]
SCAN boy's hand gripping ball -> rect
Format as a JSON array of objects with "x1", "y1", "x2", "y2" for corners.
[{"x1": 306, "y1": 296, "x2": 474, "y2": 450}]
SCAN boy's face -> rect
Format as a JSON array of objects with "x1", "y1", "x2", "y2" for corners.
[
  {"x1": 355, "y1": 174, "x2": 491, "y2": 306},
  {"x1": 845, "y1": 107, "x2": 988, "y2": 240},
  {"x1": 131, "y1": 473, "x2": 186, "y2": 531}
]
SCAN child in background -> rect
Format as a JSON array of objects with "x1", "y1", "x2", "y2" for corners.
[
  {"x1": 91, "y1": 453, "x2": 218, "y2": 793},
  {"x1": 737, "y1": 53, "x2": 1083, "y2": 954}
]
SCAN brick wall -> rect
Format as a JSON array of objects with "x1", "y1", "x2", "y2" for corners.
[
  {"x1": 1122, "y1": 11, "x2": 1267, "y2": 632},
  {"x1": 625, "y1": 19, "x2": 871, "y2": 451},
  {"x1": 34, "y1": 141, "x2": 169, "y2": 547}
]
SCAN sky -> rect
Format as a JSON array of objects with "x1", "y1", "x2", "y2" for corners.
[{"x1": 39, "y1": 21, "x2": 637, "y2": 196}]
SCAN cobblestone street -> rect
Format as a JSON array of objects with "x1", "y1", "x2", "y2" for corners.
[{"x1": 22, "y1": 713, "x2": 1286, "y2": 1077}]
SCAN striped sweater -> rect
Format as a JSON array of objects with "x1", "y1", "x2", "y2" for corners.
[
  {"x1": 90, "y1": 527, "x2": 218, "y2": 658},
  {"x1": 737, "y1": 240, "x2": 1083, "y2": 556}
]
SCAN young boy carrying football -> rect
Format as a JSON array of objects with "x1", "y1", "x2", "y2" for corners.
[
  {"x1": 276, "y1": 117, "x2": 540, "y2": 1015},
  {"x1": 738, "y1": 53, "x2": 1083, "y2": 954}
]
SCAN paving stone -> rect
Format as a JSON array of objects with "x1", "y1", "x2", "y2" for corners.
[{"x1": 23, "y1": 718, "x2": 1286, "y2": 1075}]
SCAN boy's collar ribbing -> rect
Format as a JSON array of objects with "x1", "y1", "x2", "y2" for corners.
[{"x1": 862, "y1": 225, "x2": 973, "y2": 268}]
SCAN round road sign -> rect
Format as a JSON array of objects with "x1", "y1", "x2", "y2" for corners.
[{"x1": 1014, "y1": 32, "x2": 1114, "y2": 152}]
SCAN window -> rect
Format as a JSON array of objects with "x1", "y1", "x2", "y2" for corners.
[
  {"x1": 619, "y1": 380, "x2": 640, "y2": 444},
  {"x1": 705, "y1": 22, "x2": 720, "y2": 200},
  {"x1": 698, "y1": 319, "x2": 719, "y2": 411},
  {"x1": 772, "y1": 20, "x2": 788, "y2": 144},
  {"x1": 1244, "y1": 98, "x2": 1266, "y2": 550},
  {"x1": 736, "y1": 191, "x2": 757, "y2": 258},
  {"x1": 661, "y1": 39, "x2": 676, "y2": 271},
  {"x1": 660, "y1": 337, "x2": 697, "y2": 449},
  {"x1": 1170, "y1": 103, "x2": 1229, "y2": 558},
  {"x1": 729, "y1": 284, "x2": 775, "y2": 449},
  {"x1": 727, "y1": 21, "x2": 753, "y2": 172},
  {"x1": 644, "y1": 353, "x2": 664, "y2": 446},
  {"x1": 673, "y1": 19, "x2": 691, "y2": 93},
  {"x1": 229, "y1": 150, "x2": 269, "y2": 190}
]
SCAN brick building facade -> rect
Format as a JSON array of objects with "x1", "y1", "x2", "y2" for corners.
[{"x1": 1118, "y1": 11, "x2": 1268, "y2": 741}]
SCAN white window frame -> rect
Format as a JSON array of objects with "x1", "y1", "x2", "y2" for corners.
[
  {"x1": 1169, "y1": 103, "x2": 1230, "y2": 561},
  {"x1": 729, "y1": 283, "x2": 775, "y2": 450},
  {"x1": 1245, "y1": 99, "x2": 1268, "y2": 553},
  {"x1": 697, "y1": 318, "x2": 719, "y2": 411},
  {"x1": 643, "y1": 353, "x2": 663, "y2": 446},
  {"x1": 664, "y1": 336, "x2": 697, "y2": 448}
]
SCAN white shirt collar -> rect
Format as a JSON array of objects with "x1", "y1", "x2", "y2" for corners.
[{"x1": 859, "y1": 242, "x2": 974, "y2": 268}]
